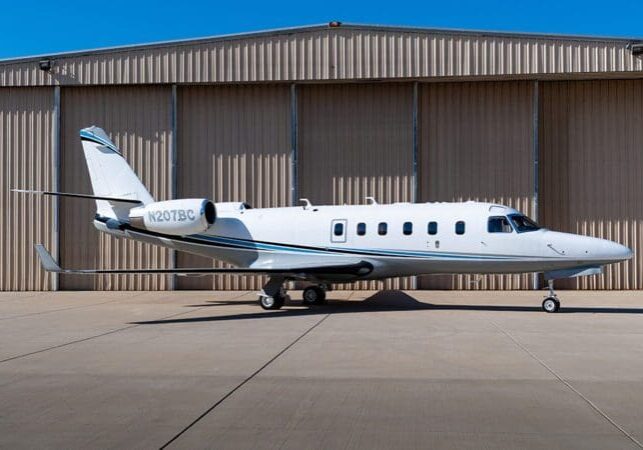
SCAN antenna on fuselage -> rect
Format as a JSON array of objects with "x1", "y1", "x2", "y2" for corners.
[
  {"x1": 299, "y1": 198, "x2": 313, "y2": 210},
  {"x1": 365, "y1": 196, "x2": 378, "y2": 205}
]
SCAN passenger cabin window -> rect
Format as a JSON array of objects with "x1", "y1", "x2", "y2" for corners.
[
  {"x1": 488, "y1": 216, "x2": 513, "y2": 233},
  {"x1": 403, "y1": 222, "x2": 413, "y2": 235},
  {"x1": 427, "y1": 221, "x2": 438, "y2": 235},
  {"x1": 357, "y1": 222, "x2": 366, "y2": 236},
  {"x1": 455, "y1": 221, "x2": 465, "y2": 235},
  {"x1": 378, "y1": 222, "x2": 388, "y2": 236},
  {"x1": 334, "y1": 222, "x2": 344, "y2": 236}
]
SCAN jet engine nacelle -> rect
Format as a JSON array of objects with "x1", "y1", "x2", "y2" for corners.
[{"x1": 129, "y1": 199, "x2": 216, "y2": 236}]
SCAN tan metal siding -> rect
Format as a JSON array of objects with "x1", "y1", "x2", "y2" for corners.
[
  {"x1": 298, "y1": 83, "x2": 414, "y2": 290},
  {"x1": 418, "y1": 81, "x2": 535, "y2": 290},
  {"x1": 0, "y1": 87, "x2": 55, "y2": 290},
  {"x1": 2, "y1": 28, "x2": 642, "y2": 86},
  {"x1": 59, "y1": 86, "x2": 172, "y2": 290},
  {"x1": 176, "y1": 85, "x2": 291, "y2": 290},
  {"x1": 540, "y1": 80, "x2": 642, "y2": 289}
]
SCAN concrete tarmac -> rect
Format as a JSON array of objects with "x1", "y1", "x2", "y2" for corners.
[{"x1": 1, "y1": 290, "x2": 642, "y2": 449}]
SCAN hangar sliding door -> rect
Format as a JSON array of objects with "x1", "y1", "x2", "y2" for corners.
[
  {"x1": 176, "y1": 85, "x2": 291, "y2": 290},
  {"x1": 298, "y1": 83, "x2": 414, "y2": 290},
  {"x1": 0, "y1": 87, "x2": 55, "y2": 290},
  {"x1": 60, "y1": 87, "x2": 172, "y2": 290},
  {"x1": 540, "y1": 80, "x2": 642, "y2": 289},
  {"x1": 418, "y1": 81, "x2": 535, "y2": 290}
]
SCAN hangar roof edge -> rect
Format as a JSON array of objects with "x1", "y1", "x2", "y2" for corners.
[{"x1": 1, "y1": 22, "x2": 641, "y2": 66}]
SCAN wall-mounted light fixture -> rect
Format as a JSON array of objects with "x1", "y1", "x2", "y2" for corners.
[
  {"x1": 38, "y1": 59, "x2": 52, "y2": 71},
  {"x1": 626, "y1": 42, "x2": 643, "y2": 56}
]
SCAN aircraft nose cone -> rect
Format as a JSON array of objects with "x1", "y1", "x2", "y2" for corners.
[
  {"x1": 590, "y1": 238, "x2": 632, "y2": 262},
  {"x1": 603, "y1": 241, "x2": 633, "y2": 262},
  {"x1": 544, "y1": 231, "x2": 632, "y2": 262}
]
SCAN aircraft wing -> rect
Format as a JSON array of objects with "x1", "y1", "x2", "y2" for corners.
[{"x1": 34, "y1": 244, "x2": 373, "y2": 278}]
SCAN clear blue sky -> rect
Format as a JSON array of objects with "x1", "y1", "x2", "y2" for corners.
[{"x1": 1, "y1": 0, "x2": 640, "y2": 59}]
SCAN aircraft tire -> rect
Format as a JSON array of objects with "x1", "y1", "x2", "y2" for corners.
[
  {"x1": 302, "y1": 286, "x2": 326, "y2": 305},
  {"x1": 542, "y1": 297, "x2": 560, "y2": 313},
  {"x1": 259, "y1": 295, "x2": 284, "y2": 310}
]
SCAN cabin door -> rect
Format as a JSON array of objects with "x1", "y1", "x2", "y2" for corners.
[{"x1": 330, "y1": 219, "x2": 348, "y2": 243}]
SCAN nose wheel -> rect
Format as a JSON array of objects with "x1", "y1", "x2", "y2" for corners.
[
  {"x1": 542, "y1": 297, "x2": 560, "y2": 313},
  {"x1": 542, "y1": 279, "x2": 561, "y2": 313}
]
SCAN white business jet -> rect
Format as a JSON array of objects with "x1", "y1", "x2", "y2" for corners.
[{"x1": 18, "y1": 127, "x2": 632, "y2": 313}]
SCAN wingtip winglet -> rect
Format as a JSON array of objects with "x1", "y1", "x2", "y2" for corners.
[{"x1": 34, "y1": 244, "x2": 62, "y2": 273}]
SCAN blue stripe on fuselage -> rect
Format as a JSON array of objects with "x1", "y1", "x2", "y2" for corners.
[
  {"x1": 109, "y1": 215, "x2": 539, "y2": 261},
  {"x1": 189, "y1": 233, "x2": 519, "y2": 260}
]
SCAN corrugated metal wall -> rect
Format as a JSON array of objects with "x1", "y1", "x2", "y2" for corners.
[
  {"x1": 298, "y1": 83, "x2": 414, "y2": 289},
  {"x1": 2, "y1": 27, "x2": 642, "y2": 87},
  {"x1": 60, "y1": 86, "x2": 172, "y2": 290},
  {"x1": 0, "y1": 87, "x2": 54, "y2": 290},
  {"x1": 418, "y1": 81, "x2": 535, "y2": 290},
  {"x1": 2, "y1": 79, "x2": 643, "y2": 292},
  {"x1": 176, "y1": 85, "x2": 291, "y2": 290},
  {"x1": 540, "y1": 80, "x2": 642, "y2": 289}
]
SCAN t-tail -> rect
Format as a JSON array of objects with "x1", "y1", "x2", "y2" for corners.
[
  {"x1": 80, "y1": 126, "x2": 216, "y2": 235},
  {"x1": 79, "y1": 126, "x2": 154, "y2": 220}
]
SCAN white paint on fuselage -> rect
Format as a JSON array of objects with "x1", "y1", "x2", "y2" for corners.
[{"x1": 119, "y1": 201, "x2": 631, "y2": 281}]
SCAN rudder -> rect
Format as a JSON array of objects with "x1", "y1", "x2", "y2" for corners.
[{"x1": 80, "y1": 126, "x2": 153, "y2": 219}]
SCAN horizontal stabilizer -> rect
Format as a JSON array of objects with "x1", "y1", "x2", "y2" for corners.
[
  {"x1": 13, "y1": 189, "x2": 142, "y2": 205},
  {"x1": 34, "y1": 244, "x2": 373, "y2": 277}
]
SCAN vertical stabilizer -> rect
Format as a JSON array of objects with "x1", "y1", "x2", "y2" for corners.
[{"x1": 80, "y1": 126, "x2": 153, "y2": 219}]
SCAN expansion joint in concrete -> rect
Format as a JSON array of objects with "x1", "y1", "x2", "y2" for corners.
[{"x1": 490, "y1": 320, "x2": 643, "y2": 449}]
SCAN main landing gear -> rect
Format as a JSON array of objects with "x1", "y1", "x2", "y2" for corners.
[
  {"x1": 302, "y1": 285, "x2": 327, "y2": 305},
  {"x1": 258, "y1": 277, "x2": 329, "y2": 310},
  {"x1": 542, "y1": 279, "x2": 561, "y2": 313},
  {"x1": 258, "y1": 277, "x2": 290, "y2": 310}
]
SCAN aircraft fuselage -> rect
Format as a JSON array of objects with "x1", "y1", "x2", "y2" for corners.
[{"x1": 99, "y1": 201, "x2": 632, "y2": 282}]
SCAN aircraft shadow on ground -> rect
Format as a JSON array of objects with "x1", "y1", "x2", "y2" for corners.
[{"x1": 132, "y1": 290, "x2": 643, "y2": 325}]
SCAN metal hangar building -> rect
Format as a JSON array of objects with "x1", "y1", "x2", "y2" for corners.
[{"x1": 1, "y1": 23, "x2": 642, "y2": 291}]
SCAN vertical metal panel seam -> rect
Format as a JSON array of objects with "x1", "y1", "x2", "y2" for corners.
[
  {"x1": 532, "y1": 79, "x2": 540, "y2": 290},
  {"x1": 52, "y1": 86, "x2": 60, "y2": 291},
  {"x1": 412, "y1": 81, "x2": 419, "y2": 290},
  {"x1": 169, "y1": 84, "x2": 178, "y2": 290},
  {"x1": 290, "y1": 83, "x2": 298, "y2": 206},
  {"x1": 412, "y1": 81, "x2": 419, "y2": 204}
]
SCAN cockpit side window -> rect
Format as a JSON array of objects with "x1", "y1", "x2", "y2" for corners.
[
  {"x1": 488, "y1": 216, "x2": 513, "y2": 233},
  {"x1": 507, "y1": 214, "x2": 541, "y2": 233}
]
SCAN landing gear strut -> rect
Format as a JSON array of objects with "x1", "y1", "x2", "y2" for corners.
[
  {"x1": 258, "y1": 277, "x2": 290, "y2": 310},
  {"x1": 542, "y1": 279, "x2": 561, "y2": 313},
  {"x1": 302, "y1": 285, "x2": 327, "y2": 305}
]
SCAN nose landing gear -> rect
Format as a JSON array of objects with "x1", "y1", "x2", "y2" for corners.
[{"x1": 542, "y1": 279, "x2": 561, "y2": 313}]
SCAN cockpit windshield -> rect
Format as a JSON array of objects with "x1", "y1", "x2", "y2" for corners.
[{"x1": 507, "y1": 214, "x2": 540, "y2": 233}]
